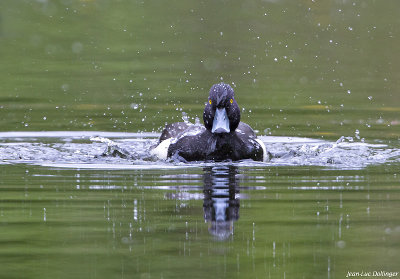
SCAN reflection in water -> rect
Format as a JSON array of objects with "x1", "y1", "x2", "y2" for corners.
[
  {"x1": 2, "y1": 164, "x2": 400, "y2": 278},
  {"x1": 203, "y1": 166, "x2": 240, "y2": 241}
]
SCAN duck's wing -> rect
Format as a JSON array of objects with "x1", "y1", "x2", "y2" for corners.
[
  {"x1": 236, "y1": 122, "x2": 257, "y2": 138},
  {"x1": 159, "y1": 122, "x2": 192, "y2": 143}
]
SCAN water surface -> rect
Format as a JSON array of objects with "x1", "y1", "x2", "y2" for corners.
[
  {"x1": 1, "y1": 0, "x2": 400, "y2": 278},
  {"x1": 1, "y1": 132, "x2": 399, "y2": 278}
]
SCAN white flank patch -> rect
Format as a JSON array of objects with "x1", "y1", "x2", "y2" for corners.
[
  {"x1": 150, "y1": 138, "x2": 173, "y2": 160},
  {"x1": 255, "y1": 138, "x2": 268, "y2": 162}
]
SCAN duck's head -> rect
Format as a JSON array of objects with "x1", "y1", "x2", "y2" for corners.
[{"x1": 203, "y1": 83, "x2": 240, "y2": 134}]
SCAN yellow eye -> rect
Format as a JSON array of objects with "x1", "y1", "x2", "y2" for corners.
[
  {"x1": 209, "y1": 99, "x2": 212, "y2": 105},
  {"x1": 230, "y1": 99, "x2": 233, "y2": 104}
]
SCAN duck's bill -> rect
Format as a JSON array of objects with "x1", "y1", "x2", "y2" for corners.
[{"x1": 212, "y1": 108, "x2": 230, "y2": 134}]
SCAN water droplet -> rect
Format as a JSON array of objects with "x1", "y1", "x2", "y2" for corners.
[
  {"x1": 61, "y1": 84, "x2": 69, "y2": 92},
  {"x1": 355, "y1": 129, "x2": 360, "y2": 139},
  {"x1": 72, "y1": 42, "x2": 83, "y2": 54},
  {"x1": 336, "y1": 240, "x2": 346, "y2": 248},
  {"x1": 43, "y1": 208, "x2": 46, "y2": 222}
]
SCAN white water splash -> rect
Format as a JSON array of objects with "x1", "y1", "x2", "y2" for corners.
[{"x1": 0, "y1": 131, "x2": 399, "y2": 170}]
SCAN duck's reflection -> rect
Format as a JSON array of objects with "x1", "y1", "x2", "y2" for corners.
[{"x1": 203, "y1": 165, "x2": 240, "y2": 241}]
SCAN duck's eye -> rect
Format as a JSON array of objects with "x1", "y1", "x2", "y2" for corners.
[
  {"x1": 230, "y1": 98, "x2": 233, "y2": 104},
  {"x1": 209, "y1": 99, "x2": 212, "y2": 105}
]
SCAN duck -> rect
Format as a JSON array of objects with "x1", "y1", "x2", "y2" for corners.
[{"x1": 151, "y1": 83, "x2": 268, "y2": 162}]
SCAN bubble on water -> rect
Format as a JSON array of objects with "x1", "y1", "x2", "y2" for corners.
[
  {"x1": 347, "y1": 90, "x2": 351, "y2": 94},
  {"x1": 61, "y1": 84, "x2": 69, "y2": 92},
  {"x1": 336, "y1": 240, "x2": 346, "y2": 248},
  {"x1": 43, "y1": 116, "x2": 47, "y2": 120},
  {"x1": 72, "y1": 42, "x2": 83, "y2": 54},
  {"x1": 368, "y1": 96, "x2": 373, "y2": 100}
]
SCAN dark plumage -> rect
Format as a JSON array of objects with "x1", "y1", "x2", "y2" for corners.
[{"x1": 154, "y1": 83, "x2": 266, "y2": 162}]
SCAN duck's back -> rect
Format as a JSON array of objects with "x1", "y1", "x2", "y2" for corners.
[
  {"x1": 159, "y1": 122, "x2": 205, "y2": 143},
  {"x1": 167, "y1": 125, "x2": 264, "y2": 162}
]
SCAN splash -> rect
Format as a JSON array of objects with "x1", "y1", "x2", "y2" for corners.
[{"x1": 0, "y1": 131, "x2": 399, "y2": 170}]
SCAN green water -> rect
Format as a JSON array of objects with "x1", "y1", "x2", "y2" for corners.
[
  {"x1": 1, "y1": 0, "x2": 399, "y2": 138},
  {"x1": 1, "y1": 0, "x2": 400, "y2": 278},
  {"x1": 1, "y1": 164, "x2": 399, "y2": 279}
]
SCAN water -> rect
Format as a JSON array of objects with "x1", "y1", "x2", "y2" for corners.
[
  {"x1": 0, "y1": 131, "x2": 399, "y2": 169},
  {"x1": 1, "y1": 132, "x2": 399, "y2": 278},
  {"x1": 1, "y1": 0, "x2": 400, "y2": 278}
]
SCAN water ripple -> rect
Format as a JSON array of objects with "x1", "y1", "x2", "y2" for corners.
[{"x1": 0, "y1": 131, "x2": 399, "y2": 170}]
